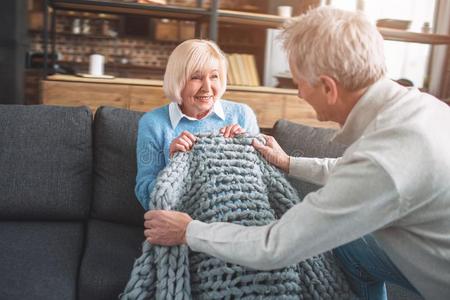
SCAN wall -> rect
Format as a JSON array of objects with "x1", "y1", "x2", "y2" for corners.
[
  {"x1": 1, "y1": 0, "x2": 28, "y2": 104},
  {"x1": 443, "y1": 46, "x2": 450, "y2": 101}
]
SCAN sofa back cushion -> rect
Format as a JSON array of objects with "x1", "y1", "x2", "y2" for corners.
[
  {"x1": 92, "y1": 106, "x2": 145, "y2": 225},
  {"x1": 79, "y1": 106, "x2": 145, "y2": 300},
  {"x1": 272, "y1": 120, "x2": 346, "y2": 198},
  {"x1": 0, "y1": 104, "x2": 92, "y2": 220},
  {"x1": 0, "y1": 104, "x2": 93, "y2": 300}
]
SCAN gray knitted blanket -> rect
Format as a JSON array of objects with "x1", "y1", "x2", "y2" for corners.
[{"x1": 121, "y1": 135, "x2": 356, "y2": 299}]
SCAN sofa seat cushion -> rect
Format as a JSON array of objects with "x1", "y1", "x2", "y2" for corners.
[
  {"x1": 0, "y1": 221, "x2": 84, "y2": 300},
  {"x1": 78, "y1": 219, "x2": 144, "y2": 300},
  {"x1": 0, "y1": 105, "x2": 92, "y2": 220},
  {"x1": 92, "y1": 107, "x2": 144, "y2": 226}
]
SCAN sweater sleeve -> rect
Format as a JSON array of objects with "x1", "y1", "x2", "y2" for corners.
[
  {"x1": 289, "y1": 157, "x2": 341, "y2": 186},
  {"x1": 135, "y1": 116, "x2": 166, "y2": 210},
  {"x1": 240, "y1": 104, "x2": 260, "y2": 135}
]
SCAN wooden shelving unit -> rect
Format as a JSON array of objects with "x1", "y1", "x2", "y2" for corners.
[{"x1": 42, "y1": 0, "x2": 450, "y2": 88}]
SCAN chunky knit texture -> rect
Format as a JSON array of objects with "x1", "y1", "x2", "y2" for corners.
[{"x1": 121, "y1": 135, "x2": 356, "y2": 300}]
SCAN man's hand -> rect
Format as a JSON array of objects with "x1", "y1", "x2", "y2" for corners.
[
  {"x1": 252, "y1": 134, "x2": 290, "y2": 173},
  {"x1": 220, "y1": 124, "x2": 246, "y2": 138},
  {"x1": 169, "y1": 131, "x2": 197, "y2": 158},
  {"x1": 144, "y1": 210, "x2": 193, "y2": 246}
]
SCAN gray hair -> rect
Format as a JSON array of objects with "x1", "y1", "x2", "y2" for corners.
[{"x1": 281, "y1": 7, "x2": 386, "y2": 91}]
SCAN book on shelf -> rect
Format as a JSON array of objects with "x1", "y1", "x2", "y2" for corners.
[
  {"x1": 228, "y1": 54, "x2": 241, "y2": 85},
  {"x1": 244, "y1": 54, "x2": 260, "y2": 86},
  {"x1": 226, "y1": 53, "x2": 259, "y2": 86},
  {"x1": 234, "y1": 54, "x2": 248, "y2": 86}
]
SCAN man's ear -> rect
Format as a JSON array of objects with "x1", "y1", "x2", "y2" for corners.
[{"x1": 319, "y1": 75, "x2": 338, "y2": 105}]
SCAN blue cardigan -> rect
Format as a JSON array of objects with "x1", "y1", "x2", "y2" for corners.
[{"x1": 135, "y1": 99, "x2": 259, "y2": 210}]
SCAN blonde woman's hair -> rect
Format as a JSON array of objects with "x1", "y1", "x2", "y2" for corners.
[
  {"x1": 281, "y1": 7, "x2": 386, "y2": 91},
  {"x1": 163, "y1": 39, "x2": 227, "y2": 104}
]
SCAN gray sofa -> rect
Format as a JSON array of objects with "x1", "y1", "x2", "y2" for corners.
[{"x1": 0, "y1": 104, "x2": 421, "y2": 300}]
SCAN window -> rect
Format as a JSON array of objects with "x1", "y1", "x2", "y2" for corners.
[{"x1": 327, "y1": 0, "x2": 438, "y2": 88}]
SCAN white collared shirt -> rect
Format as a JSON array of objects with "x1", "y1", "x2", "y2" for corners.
[{"x1": 168, "y1": 100, "x2": 226, "y2": 129}]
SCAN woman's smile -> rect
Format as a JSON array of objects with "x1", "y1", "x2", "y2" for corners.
[{"x1": 195, "y1": 95, "x2": 213, "y2": 102}]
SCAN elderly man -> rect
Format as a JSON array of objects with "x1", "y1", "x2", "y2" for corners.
[{"x1": 144, "y1": 7, "x2": 450, "y2": 300}]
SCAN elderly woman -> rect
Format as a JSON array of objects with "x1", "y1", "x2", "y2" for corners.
[{"x1": 135, "y1": 39, "x2": 259, "y2": 210}]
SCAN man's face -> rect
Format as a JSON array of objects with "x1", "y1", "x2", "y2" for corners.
[{"x1": 291, "y1": 65, "x2": 330, "y2": 122}]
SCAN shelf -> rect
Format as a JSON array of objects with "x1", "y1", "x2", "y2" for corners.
[
  {"x1": 54, "y1": 9, "x2": 121, "y2": 20},
  {"x1": 31, "y1": 29, "x2": 117, "y2": 39},
  {"x1": 50, "y1": 0, "x2": 210, "y2": 20},
  {"x1": 378, "y1": 27, "x2": 450, "y2": 45},
  {"x1": 217, "y1": 9, "x2": 285, "y2": 27},
  {"x1": 217, "y1": 10, "x2": 450, "y2": 45},
  {"x1": 57, "y1": 60, "x2": 166, "y2": 70}
]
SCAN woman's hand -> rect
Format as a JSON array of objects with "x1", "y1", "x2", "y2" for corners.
[
  {"x1": 169, "y1": 130, "x2": 197, "y2": 158},
  {"x1": 220, "y1": 124, "x2": 246, "y2": 138},
  {"x1": 252, "y1": 134, "x2": 290, "y2": 173}
]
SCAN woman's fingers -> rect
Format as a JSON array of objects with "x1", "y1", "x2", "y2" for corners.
[
  {"x1": 230, "y1": 124, "x2": 245, "y2": 137},
  {"x1": 178, "y1": 136, "x2": 191, "y2": 148},
  {"x1": 169, "y1": 131, "x2": 197, "y2": 157},
  {"x1": 220, "y1": 124, "x2": 246, "y2": 137},
  {"x1": 182, "y1": 131, "x2": 197, "y2": 143}
]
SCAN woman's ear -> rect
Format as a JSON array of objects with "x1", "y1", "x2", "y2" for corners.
[{"x1": 319, "y1": 75, "x2": 338, "y2": 105}]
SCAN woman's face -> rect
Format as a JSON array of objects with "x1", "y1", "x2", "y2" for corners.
[{"x1": 180, "y1": 62, "x2": 222, "y2": 119}]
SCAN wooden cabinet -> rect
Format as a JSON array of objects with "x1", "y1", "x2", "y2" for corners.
[
  {"x1": 41, "y1": 75, "x2": 338, "y2": 129},
  {"x1": 222, "y1": 90, "x2": 285, "y2": 127},
  {"x1": 43, "y1": 80, "x2": 129, "y2": 110},
  {"x1": 129, "y1": 86, "x2": 169, "y2": 111}
]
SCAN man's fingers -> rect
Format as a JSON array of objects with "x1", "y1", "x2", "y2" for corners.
[
  {"x1": 263, "y1": 135, "x2": 274, "y2": 147},
  {"x1": 252, "y1": 138, "x2": 269, "y2": 155},
  {"x1": 144, "y1": 220, "x2": 151, "y2": 229}
]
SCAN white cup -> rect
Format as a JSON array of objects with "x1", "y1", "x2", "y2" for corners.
[
  {"x1": 89, "y1": 54, "x2": 105, "y2": 76},
  {"x1": 277, "y1": 6, "x2": 292, "y2": 18}
]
